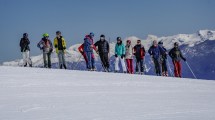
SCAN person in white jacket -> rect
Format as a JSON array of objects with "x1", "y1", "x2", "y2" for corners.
[{"x1": 125, "y1": 40, "x2": 134, "y2": 74}]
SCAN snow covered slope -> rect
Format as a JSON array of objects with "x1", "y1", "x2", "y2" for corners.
[
  {"x1": 2, "y1": 30, "x2": 215, "y2": 80},
  {"x1": 0, "y1": 66, "x2": 215, "y2": 120}
]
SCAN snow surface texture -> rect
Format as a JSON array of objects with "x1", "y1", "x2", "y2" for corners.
[
  {"x1": 3, "y1": 30, "x2": 215, "y2": 80},
  {"x1": 0, "y1": 66, "x2": 215, "y2": 120}
]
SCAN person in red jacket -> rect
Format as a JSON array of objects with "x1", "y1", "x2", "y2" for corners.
[{"x1": 133, "y1": 40, "x2": 146, "y2": 74}]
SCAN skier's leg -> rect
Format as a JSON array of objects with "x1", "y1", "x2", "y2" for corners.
[
  {"x1": 86, "y1": 52, "x2": 92, "y2": 69},
  {"x1": 26, "y1": 51, "x2": 32, "y2": 67},
  {"x1": 99, "y1": 53, "x2": 105, "y2": 68},
  {"x1": 126, "y1": 59, "x2": 130, "y2": 73},
  {"x1": 83, "y1": 53, "x2": 88, "y2": 69},
  {"x1": 104, "y1": 53, "x2": 110, "y2": 69},
  {"x1": 91, "y1": 53, "x2": 95, "y2": 70},
  {"x1": 130, "y1": 59, "x2": 134, "y2": 74},
  {"x1": 120, "y1": 57, "x2": 127, "y2": 72},
  {"x1": 178, "y1": 61, "x2": 182, "y2": 77},
  {"x1": 47, "y1": 52, "x2": 52, "y2": 68},
  {"x1": 173, "y1": 61, "x2": 179, "y2": 77},
  {"x1": 43, "y1": 52, "x2": 48, "y2": 68},
  {"x1": 140, "y1": 59, "x2": 144, "y2": 73},
  {"x1": 22, "y1": 52, "x2": 27, "y2": 67},
  {"x1": 164, "y1": 59, "x2": 168, "y2": 76},
  {"x1": 115, "y1": 57, "x2": 120, "y2": 72},
  {"x1": 61, "y1": 51, "x2": 67, "y2": 69},
  {"x1": 135, "y1": 58, "x2": 140, "y2": 73},
  {"x1": 58, "y1": 51, "x2": 63, "y2": 69}
]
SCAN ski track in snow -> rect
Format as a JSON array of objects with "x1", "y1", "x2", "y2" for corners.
[{"x1": 0, "y1": 66, "x2": 215, "y2": 120}]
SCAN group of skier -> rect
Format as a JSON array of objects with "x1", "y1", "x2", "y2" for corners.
[{"x1": 19, "y1": 32, "x2": 186, "y2": 78}]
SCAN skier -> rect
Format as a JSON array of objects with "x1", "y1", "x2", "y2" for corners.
[
  {"x1": 169, "y1": 42, "x2": 186, "y2": 78},
  {"x1": 148, "y1": 40, "x2": 164, "y2": 76},
  {"x1": 54, "y1": 31, "x2": 67, "y2": 69},
  {"x1": 133, "y1": 40, "x2": 145, "y2": 74},
  {"x1": 94, "y1": 34, "x2": 110, "y2": 72},
  {"x1": 158, "y1": 41, "x2": 168, "y2": 76},
  {"x1": 19, "y1": 33, "x2": 32, "y2": 67},
  {"x1": 125, "y1": 40, "x2": 134, "y2": 74},
  {"x1": 37, "y1": 33, "x2": 53, "y2": 68},
  {"x1": 84, "y1": 32, "x2": 96, "y2": 71},
  {"x1": 114, "y1": 37, "x2": 127, "y2": 73}
]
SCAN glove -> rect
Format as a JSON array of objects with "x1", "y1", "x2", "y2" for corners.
[
  {"x1": 54, "y1": 45, "x2": 58, "y2": 48},
  {"x1": 40, "y1": 47, "x2": 43, "y2": 50},
  {"x1": 96, "y1": 50, "x2": 99, "y2": 54},
  {"x1": 63, "y1": 47, "x2": 66, "y2": 50},
  {"x1": 115, "y1": 54, "x2": 118, "y2": 58},
  {"x1": 121, "y1": 54, "x2": 125, "y2": 59},
  {"x1": 50, "y1": 48, "x2": 53, "y2": 53},
  {"x1": 80, "y1": 51, "x2": 84, "y2": 55},
  {"x1": 183, "y1": 58, "x2": 186, "y2": 61}
]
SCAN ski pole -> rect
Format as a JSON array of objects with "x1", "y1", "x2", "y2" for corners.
[
  {"x1": 185, "y1": 61, "x2": 197, "y2": 79},
  {"x1": 72, "y1": 54, "x2": 82, "y2": 70}
]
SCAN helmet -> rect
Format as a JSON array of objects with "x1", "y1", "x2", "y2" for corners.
[
  {"x1": 90, "y1": 32, "x2": 95, "y2": 37},
  {"x1": 56, "y1": 31, "x2": 61, "y2": 34},
  {"x1": 127, "y1": 40, "x2": 131, "y2": 44},
  {"x1": 43, "y1": 33, "x2": 49, "y2": 37},
  {"x1": 158, "y1": 41, "x2": 163, "y2": 45},
  {"x1": 117, "y1": 37, "x2": 122, "y2": 41},
  {"x1": 100, "y1": 34, "x2": 105, "y2": 38},
  {"x1": 23, "y1": 33, "x2": 28, "y2": 38}
]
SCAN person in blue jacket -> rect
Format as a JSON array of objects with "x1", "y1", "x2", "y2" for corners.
[
  {"x1": 114, "y1": 37, "x2": 127, "y2": 73},
  {"x1": 148, "y1": 40, "x2": 164, "y2": 76},
  {"x1": 84, "y1": 32, "x2": 96, "y2": 71}
]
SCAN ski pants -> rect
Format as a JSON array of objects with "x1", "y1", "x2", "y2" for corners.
[
  {"x1": 135, "y1": 58, "x2": 144, "y2": 73},
  {"x1": 82, "y1": 53, "x2": 88, "y2": 69},
  {"x1": 99, "y1": 53, "x2": 109, "y2": 69},
  {"x1": 161, "y1": 59, "x2": 168, "y2": 72},
  {"x1": 173, "y1": 60, "x2": 182, "y2": 77},
  {"x1": 43, "y1": 52, "x2": 52, "y2": 68},
  {"x1": 85, "y1": 52, "x2": 95, "y2": 69},
  {"x1": 126, "y1": 59, "x2": 134, "y2": 74},
  {"x1": 22, "y1": 50, "x2": 32, "y2": 66},
  {"x1": 58, "y1": 50, "x2": 66, "y2": 68},
  {"x1": 153, "y1": 58, "x2": 161, "y2": 76},
  {"x1": 115, "y1": 56, "x2": 127, "y2": 72}
]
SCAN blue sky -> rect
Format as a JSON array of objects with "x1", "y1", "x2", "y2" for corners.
[{"x1": 0, "y1": 0, "x2": 215, "y2": 63}]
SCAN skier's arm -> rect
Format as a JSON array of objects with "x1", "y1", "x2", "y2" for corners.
[
  {"x1": 63, "y1": 38, "x2": 66, "y2": 49},
  {"x1": 54, "y1": 38, "x2": 58, "y2": 48},
  {"x1": 168, "y1": 49, "x2": 174, "y2": 58},
  {"x1": 37, "y1": 40, "x2": 43, "y2": 49},
  {"x1": 148, "y1": 47, "x2": 152, "y2": 56},
  {"x1": 107, "y1": 42, "x2": 110, "y2": 53}
]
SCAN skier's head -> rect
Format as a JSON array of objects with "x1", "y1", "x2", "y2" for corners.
[
  {"x1": 23, "y1": 33, "x2": 28, "y2": 39},
  {"x1": 127, "y1": 40, "x2": 131, "y2": 45},
  {"x1": 117, "y1": 37, "x2": 122, "y2": 44},
  {"x1": 56, "y1": 31, "x2": 61, "y2": 38},
  {"x1": 89, "y1": 32, "x2": 95, "y2": 38},
  {"x1": 153, "y1": 40, "x2": 158, "y2": 47},
  {"x1": 158, "y1": 41, "x2": 163, "y2": 47},
  {"x1": 137, "y1": 40, "x2": 141, "y2": 45},
  {"x1": 174, "y1": 42, "x2": 179, "y2": 48},
  {"x1": 43, "y1": 33, "x2": 49, "y2": 39},
  {"x1": 100, "y1": 34, "x2": 105, "y2": 41}
]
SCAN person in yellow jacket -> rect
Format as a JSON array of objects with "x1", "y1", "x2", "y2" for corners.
[{"x1": 54, "y1": 31, "x2": 67, "y2": 69}]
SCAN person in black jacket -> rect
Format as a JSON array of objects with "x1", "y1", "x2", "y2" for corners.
[
  {"x1": 19, "y1": 33, "x2": 32, "y2": 67},
  {"x1": 169, "y1": 42, "x2": 186, "y2": 78},
  {"x1": 158, "y1": 41, "x2": 168, "y2": 76},
  {"x1": 94, "y1": 34, "x2": 110, "y2": 72}
]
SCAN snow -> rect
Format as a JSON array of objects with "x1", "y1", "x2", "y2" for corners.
[{"x1": 0, "y1": 66, "x2": 215, "y2": 120}]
